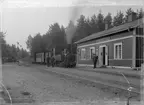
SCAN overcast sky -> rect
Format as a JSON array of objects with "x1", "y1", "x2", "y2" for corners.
[{"x1": 1, "y1": 0, "x2": 144, "y2": 50}]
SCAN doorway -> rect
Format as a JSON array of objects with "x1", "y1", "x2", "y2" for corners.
[
  {"x1": 103, "y1": 47, "x2": 106, "y2": 65},
  {"x1": 99, "y1": 45, "x2": 108, "y2": 66}
]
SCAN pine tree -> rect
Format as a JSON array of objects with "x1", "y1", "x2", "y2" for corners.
[
  {"x1": 97, "y1": 11, "x2": 105, "y2": 31},
  {"x1": 104, "y1": 12, "x2": 113, "y2": 29},
  {"x1": 124, "y1": 8, "x2": 134, "y2": 22},
  {"x1": 113, "y1": 11, "x2": 125, "y2": 26},
  {"x1": 89, "y1": 15, "x2": 98, "y2": 33}
]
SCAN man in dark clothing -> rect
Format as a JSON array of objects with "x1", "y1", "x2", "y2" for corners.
[
  {"x1": 46, "y1": 56, "x2": 50, "y2": 67},
  {"x1": 93, "y1": 54, "x2": 98, "y2": 68},
  {"x1": 51, "y1": 56, "x2": 55, "y2": 67}
]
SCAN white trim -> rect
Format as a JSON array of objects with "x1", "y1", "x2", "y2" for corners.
[
  {"x1": 114, "y1": 42, "x2": 122, "y2": 60},
  {"x1": 78, "y1": 35, "x2": 133, "y2": 48}
]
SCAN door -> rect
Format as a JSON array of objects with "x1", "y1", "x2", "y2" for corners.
[
  {"x1": 103, "y1": 47, "x2": 106, "y2": 65},
  {"x1": 99, "y1": 45, "x2": 108, "y2": 66},
  {"x1": 102, "y1": 46, "x2": 108, "y2": 65}
]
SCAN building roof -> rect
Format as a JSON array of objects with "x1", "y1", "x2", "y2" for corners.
[{"x1": 75, "y1": 18, "x2": 144, "y2": 44}]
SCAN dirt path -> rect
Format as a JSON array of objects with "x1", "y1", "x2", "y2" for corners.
[{"x1": 1, "y1": 64, "x2": 141, "y2": 105}]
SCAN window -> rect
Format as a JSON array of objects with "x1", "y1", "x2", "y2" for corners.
[
  {"x1": 90, "y1": 47, "x2": 95, "y2": 59},
  {"x1": 80, "y1": 48, "x2": 86, "y2": 60},
  {"x1": 114, "y1": 43, "x2": 122, "y2": 59}
]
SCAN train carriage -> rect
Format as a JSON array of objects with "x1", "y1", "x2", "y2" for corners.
[{"x1": 35, "y1": 53, "x2": 44, "y2": 63}]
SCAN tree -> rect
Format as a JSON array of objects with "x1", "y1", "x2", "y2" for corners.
[
  {"x1": 97, "y1": 11, "x2": 105, "y2": 31},
  {"x1": 104, "y1": 12, "x2": 113, "y2": 28},
  {"x1": 0, "y1": 32, "x2": 28, "y2": 60},
  {"x1": 113, "y1": 11, "x2": 125, "y2": 26},
  {"x1": 72, "y1": 15, "x2": 87, "y2": 42},
  {"x1": 31, "y1": 33, "x2": 43, "y2": 53},
  {"x1": 77, "y1": 15, "x2": 86, "y2": 29},
  {"x1": 26, "y1": 35, "x2": 33, "y2": 53},
  {"x1": 85, "y1": 17, "x2": 92, "y2": 35},
  {"x1": 11, "y1": 44, "x2": 17, "y2": 59},
  {"x1": 124, "y1": 8, "x2": 134, "y2": 22},
  {"x1": 0, "y1": 32, "x2": 7, "y2": 58},
  {"x1": 137, "y1": 8, "x2": 144, "y2": 19},
  {"x1": 43, "y1": 32, "x2": 52, "y2": 51},
  {"x1": 49, "y1": 23, "x2": 64, "y2": 45},
  {"x1": 20, "y1": 48, "x2": 29, "y2": 58},
  {"x1": 48, "y1": 23, "x2": 67, "y2": 54},
  {"x1": 88, "y1": 15, "x2": 98, "y2": 34},
  {"x1": 26, "y1": 22, "x2": 68, "y2": 56}
]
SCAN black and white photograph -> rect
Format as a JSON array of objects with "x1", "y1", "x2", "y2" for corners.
[{"x1": 0, "y1": 0, "x2": 144, "y2": 105}]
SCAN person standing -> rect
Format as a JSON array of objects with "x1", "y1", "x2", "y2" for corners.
[
  {"x1": 46, "y1": 56, "x2": 50, "y2": 67},
  {"x1": 51, "y1": 56, "x2": 55, "y2": 67},
  {"x1": 92, "y1": 54, "x2": 98, "y2": 68}
]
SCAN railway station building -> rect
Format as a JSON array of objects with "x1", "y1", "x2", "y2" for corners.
[{"x1": 75, "y1": 13, "x2": 144, "y2": 69}]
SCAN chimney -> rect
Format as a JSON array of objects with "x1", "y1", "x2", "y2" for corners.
[{"x1": 128, "y1": 12, "x2": 137, "y2": 22}]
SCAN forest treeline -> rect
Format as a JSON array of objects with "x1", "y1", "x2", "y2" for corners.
[
  {"x1": 26, "y1": 8, "x2": 143, "y2": 56},
  {"x1": 0, "y1": 32, "x2": 29, "y2": 60}
]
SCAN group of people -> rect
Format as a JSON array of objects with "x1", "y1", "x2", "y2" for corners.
[
  {"x1": 46, "y1": 56, "x2": 56, "y2": 67},
  {"x1": 46, "y1": 53, "x2": 98, "y2": 68}
]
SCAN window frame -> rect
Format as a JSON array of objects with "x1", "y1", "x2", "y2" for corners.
[{"x1": 114, "y1": 42, "x2": 122, "y2": 60}]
